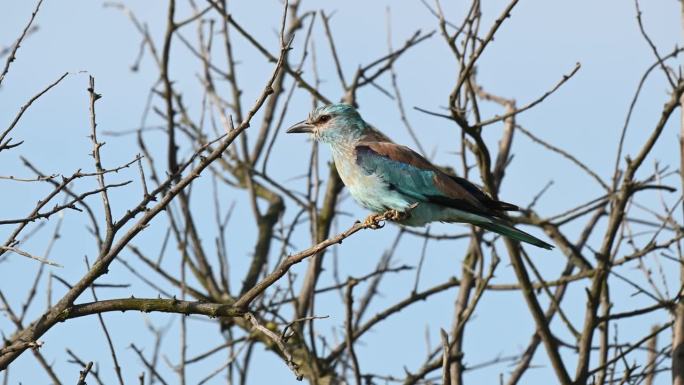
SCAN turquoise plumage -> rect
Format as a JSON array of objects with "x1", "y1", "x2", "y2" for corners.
[{"x1": 287, "y1": 104, "x2": 553, "y2": 250}]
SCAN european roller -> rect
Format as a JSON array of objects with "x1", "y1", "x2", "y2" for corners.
[{"x1": 287, "y1": 104, "x2": 553, "y2": 250}]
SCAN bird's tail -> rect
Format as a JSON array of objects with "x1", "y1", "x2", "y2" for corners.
[
  {"x1": 475, "y1": 218, "x2": 553, "y2": 250},
  {"x1": 441, "y1": 208, "x2": 554, "y2": 250}
]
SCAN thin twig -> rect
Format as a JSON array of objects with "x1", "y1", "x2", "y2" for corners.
[{"x1": 0, "y1": 0, "x2": 45, "y2": 86}]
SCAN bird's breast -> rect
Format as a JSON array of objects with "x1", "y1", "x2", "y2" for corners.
[{"x1": 331, "y1": 147, "x2": 412, "y2": 213}]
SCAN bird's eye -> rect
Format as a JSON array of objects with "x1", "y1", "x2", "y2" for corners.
[{"x1": 317, "y1": 115, "x2": 331, "y2": 124}]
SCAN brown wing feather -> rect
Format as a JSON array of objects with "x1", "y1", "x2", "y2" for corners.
[
  {"x1": 358, "y1": 141, "x2": 519, "y2": 215},
  {"x1": 359, "y1": 141, "x2": 436, "y2": 170}
]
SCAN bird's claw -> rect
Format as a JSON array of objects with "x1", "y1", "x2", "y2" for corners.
[{"x1": 362, "y1": 214, "x2": 385, "y2": 229}]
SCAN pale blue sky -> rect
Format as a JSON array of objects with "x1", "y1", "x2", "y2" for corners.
[{"x1": 1, "y1": 1, "x2": 682, "y2": 384}]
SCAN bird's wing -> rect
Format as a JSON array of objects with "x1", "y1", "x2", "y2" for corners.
[{"x1": 355, "y1": 141, "x2": 514, "y2": 216}]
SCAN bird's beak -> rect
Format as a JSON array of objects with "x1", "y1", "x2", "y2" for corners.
[{"x1": 286, "y1": 120, "x2": 314, "y2": 134}]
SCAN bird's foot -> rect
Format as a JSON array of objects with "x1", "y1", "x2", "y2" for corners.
[
  {"x1": 385, "y1": 204, "x2": 419, "y2": 222},
  {"x1": 362, "y1": 205, "x2": 419, "y2": 229},
  {"x1": 362, "y1": 213, "x2": 386, "y2": 229},
  {"x1": 386, "y1": 209, "x2": 404, "y2": 221}
]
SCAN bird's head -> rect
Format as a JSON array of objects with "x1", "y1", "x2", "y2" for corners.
[{"x1": 286, "y1": 104, "x2": 367, "y2": 143}]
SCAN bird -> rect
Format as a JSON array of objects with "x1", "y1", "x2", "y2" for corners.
[{"x1": 286, "y1": 103, "x2": 553, "y2": 250}]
